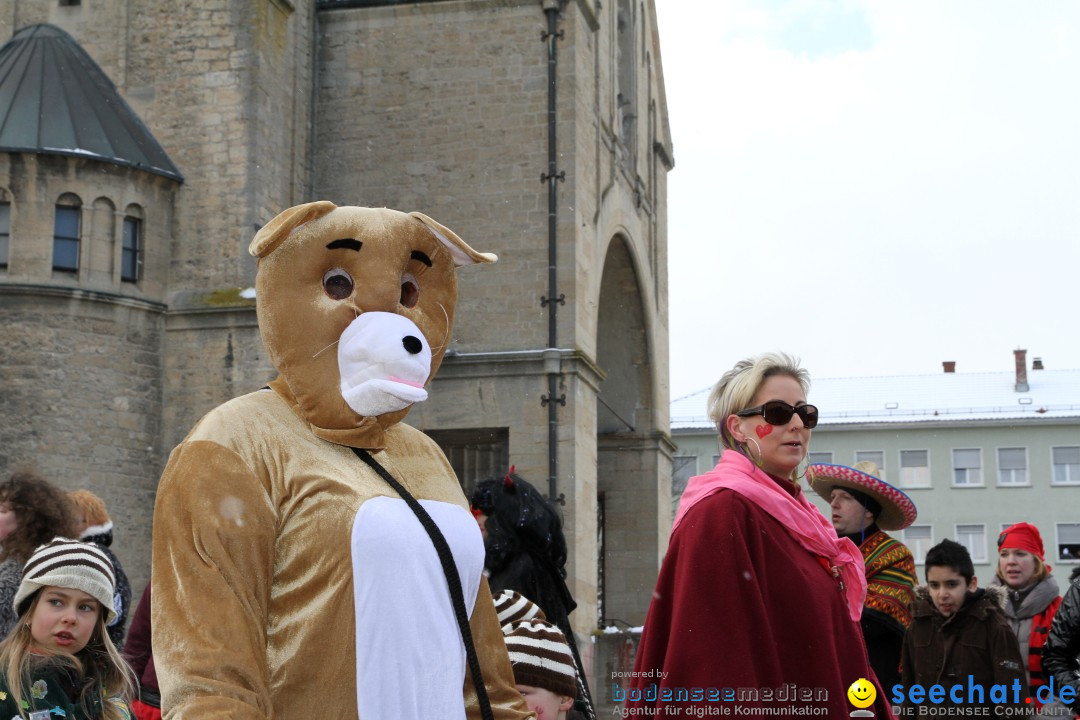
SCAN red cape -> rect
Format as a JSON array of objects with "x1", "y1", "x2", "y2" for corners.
[{"x1": 625, "y1": 488, "x2": 890, "y2": 717}]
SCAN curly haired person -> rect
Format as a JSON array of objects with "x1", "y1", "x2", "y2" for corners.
[{"x1": 0, "y1": 471, "x2": 79, "y2": 638}]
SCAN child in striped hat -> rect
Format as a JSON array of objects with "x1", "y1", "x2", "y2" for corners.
[
  {"x1": 502, "y1": 614, "x2": 579, "y2": 720},
  {"x1": 0, "y1": 537, "x2": 134, "y2": 720}
]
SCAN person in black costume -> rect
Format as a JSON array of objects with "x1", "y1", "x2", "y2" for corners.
[
  {"x1": 1043, "y1": 565, "x2": 1080, "y2": 719},
  {"x1": 471, "y1": 469, "x2": 594, "y2": 720}
]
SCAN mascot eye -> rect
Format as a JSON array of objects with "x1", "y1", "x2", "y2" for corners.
[
  {"x1": 400, "y1": 274, "x2": 420, "y2": 308},
  {"x1": 322, "y1": 268, "x2": 354, "y2": 300}
]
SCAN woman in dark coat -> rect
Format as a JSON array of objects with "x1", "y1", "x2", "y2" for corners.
[{"x1": 1042, "y1": 566, "x2": 1080, "y2": 718}]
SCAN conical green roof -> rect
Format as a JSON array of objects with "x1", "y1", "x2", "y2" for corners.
[{"x1": 0, "y1": 24, "x2": 182, "y2": 182}]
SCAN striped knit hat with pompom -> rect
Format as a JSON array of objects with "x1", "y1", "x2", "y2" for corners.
[
  {"x1": 492, "y1": 589, "x2": 547, "y2": 632},
  {"x1": 503, "y1": 618, "x2": 578, "y2": 698},
  {"x1": 14, "y1": 537, "x2": 117, "y2": 623}
]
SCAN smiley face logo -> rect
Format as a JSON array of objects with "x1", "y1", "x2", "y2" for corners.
[{"x1": 847, "y1": 678, "x2": 876, "y2": 709}]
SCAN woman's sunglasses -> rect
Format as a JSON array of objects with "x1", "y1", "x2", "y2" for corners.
[{"x1": 735, "y1": 400, "x2": 819, "y2": 429}]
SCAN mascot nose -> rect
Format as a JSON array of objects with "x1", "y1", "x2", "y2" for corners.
[{"x1": 402, "y1": 335, "x2": 423, "y2": 355}]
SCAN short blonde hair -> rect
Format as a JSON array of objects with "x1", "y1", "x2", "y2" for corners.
[
  {"x1": 67, "y1": 489, "x2": 111, "y2": 529},
  {"x1": 707, "y1": 352, "x2": 810, "y2": 453}
]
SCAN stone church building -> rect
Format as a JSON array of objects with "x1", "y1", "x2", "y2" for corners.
[{"x1": 0, "y1": 0, "x2": 673, "y2": 664}]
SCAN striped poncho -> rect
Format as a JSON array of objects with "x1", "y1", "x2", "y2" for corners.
[{"x1": 861, "y1": 530, "x2": 917, "y2": 633}]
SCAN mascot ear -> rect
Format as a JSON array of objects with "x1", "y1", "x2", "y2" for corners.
[
  {"x1": 250, "y1": 201, "x2": 338, "y2": 258},
  {"x1": 409, "y1": 212, "x2": 498, "y2": 266}
]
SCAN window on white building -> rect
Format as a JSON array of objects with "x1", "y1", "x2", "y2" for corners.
[
  {"x1": 855, "y1": 450, "x2": 885, "y2": 480},
  {"x1": 1056, "y1": 523, "x2": 1080, "y2": 563},
  {"x1": 952, "y1": 448, "x2": 982, "y2": 486},
  {"x1": 899, "y1": 450, "x2": 930, "y2": 488},
  {"x1": 672, "y1": 456, "x2": 697, "y2": 499},
  {"x1": 997, "y1": 448, "x2": 1028, "y2": 486},
  {"x1": 904, "y1": 525, "x2": 933, "y2": 564},
  {"x1": 1052, "y1": 446, "x2": 1080, "y2": 485},
  {"x1": 808, "y1": 452, "x2": 833, "y2": 465},
  {"x1": 956, "y1": 524, "x2": 987, "y2": 563}
]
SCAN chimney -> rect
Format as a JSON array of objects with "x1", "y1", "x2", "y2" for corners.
[
  {"x1": 1014, "y1": 348, "x2": 1029, "y2": 392},
  {"x1": 942, "y1": 361, "x2": 956, "y2": 373},
  {"x1": 1033, "y1": 357, "x2": 1044, "y2": 370}
]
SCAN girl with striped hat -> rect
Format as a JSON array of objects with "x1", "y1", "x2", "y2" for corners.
[{"x1": 0, "y1": 537, "x2": 134, "y2": 719}]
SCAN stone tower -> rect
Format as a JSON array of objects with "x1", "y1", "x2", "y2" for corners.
[
  {"x1": 0, "y1": 0, "x2": 672, "y2": 657},
  {"x1": 0, "y1": 22, "x2": 181, "y2": 598}
]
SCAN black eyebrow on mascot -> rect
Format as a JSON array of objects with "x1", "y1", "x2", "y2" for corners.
[{"x1": 151, "y1": 202, "x2": 535, "y2": 720}]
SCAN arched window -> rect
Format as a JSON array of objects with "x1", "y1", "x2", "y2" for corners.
[
  {"x1": 53, "y1": 193, "x2": 82, "y2": 272},
  {"x1": 122, "y1": 204, "x2": 144, "y2": 283}
]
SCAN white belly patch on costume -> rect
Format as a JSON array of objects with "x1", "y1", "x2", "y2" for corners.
[{"x1": 351, "y1": 496, "x2": 485, "y2": 719}]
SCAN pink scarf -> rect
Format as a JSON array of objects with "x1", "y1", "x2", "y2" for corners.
[{"x1": 673, "y1": 450, "x2": 867, "y2": 621}]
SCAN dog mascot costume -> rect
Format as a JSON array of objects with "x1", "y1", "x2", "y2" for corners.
[{"x1": 151, "y1": 202, "x2": 534, "y2": 719}]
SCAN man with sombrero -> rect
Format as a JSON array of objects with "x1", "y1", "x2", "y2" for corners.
[{"x1": 809, "y1": 460, "x2": 918, "y2": 691}]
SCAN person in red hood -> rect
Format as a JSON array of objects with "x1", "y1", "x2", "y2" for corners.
[{"x1": 990, "y1": 522, "x2": 1066, "y2": 714}]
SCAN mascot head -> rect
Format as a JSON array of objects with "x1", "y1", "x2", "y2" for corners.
[{"x1": 250, "y1": 201, "x2": 496, "y2": 448}]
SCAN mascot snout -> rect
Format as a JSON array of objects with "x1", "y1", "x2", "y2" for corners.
[{"x1": 339, "y1": 312, "x2": 432, "y2": 417}]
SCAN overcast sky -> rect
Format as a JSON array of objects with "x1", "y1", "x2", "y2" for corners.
[{"x1": 654, "y1": 1, "x2": 1080, "y2": 401}]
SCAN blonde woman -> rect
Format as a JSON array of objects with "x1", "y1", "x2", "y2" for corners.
[
  {"x1": 990, "y1": 523, "x2": 1065, "y2": 715},
  {"x1": 626, "y1": 353, "x2": 887, "y2": 717}
]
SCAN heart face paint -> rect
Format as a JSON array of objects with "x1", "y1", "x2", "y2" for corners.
[{"x1": 755, "y1": 424, "x2": 773, "y2": 439}]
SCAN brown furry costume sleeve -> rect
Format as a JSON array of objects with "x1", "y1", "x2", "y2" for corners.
[{"x1": 152, "y1": 438, "x2": 277, "y2": 718}]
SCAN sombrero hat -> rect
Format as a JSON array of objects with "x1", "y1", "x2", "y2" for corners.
[{"x1": 808, "y1": 460, "x2": 917, "y2": 531}]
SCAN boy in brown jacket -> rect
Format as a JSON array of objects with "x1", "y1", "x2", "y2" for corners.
[{"x1": 899, "y1": 539, "x2": 1027, "y2": 713}]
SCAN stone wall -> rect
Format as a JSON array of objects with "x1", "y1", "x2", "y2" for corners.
[
  {"x1": 313, "y1": 0, "x2": 556, "y2": 353},
  {"x1": 162, "y1": 308, "x2": 275, "y2": 453},
  {"x1": 111, "y1": 0, "x2": 315, "y2": 294},
  {"x1": 0, "y1": 290, "x2": 165, "y2": 594}
]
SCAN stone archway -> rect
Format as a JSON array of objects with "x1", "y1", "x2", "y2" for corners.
[{"x1": 595, "y1": 234, "x2": 671, "y2": 627}]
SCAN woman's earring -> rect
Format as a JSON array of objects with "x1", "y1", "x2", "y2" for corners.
[
  {"x1": 746, "y1": 437, "x2": 764, "y2": 467},
  {"x1": 794, "y1": 454, "x2": 810, "y2": 481}
]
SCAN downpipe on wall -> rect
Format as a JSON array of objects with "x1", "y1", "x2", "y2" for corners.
[{"x1": 540, "y1": 0, "x2": 566, "y2": 507}]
